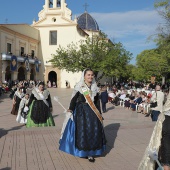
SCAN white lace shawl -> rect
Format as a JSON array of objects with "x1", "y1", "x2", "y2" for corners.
[
  {"x1": 32, "y1": 88, "x2": 50, "y2": 100},
  {"x1": 71, "y1": 70, "x2": 99, "y2": 102},
  {"x1": 14, "y1": 91, "x2": 24, "y2": 99}
]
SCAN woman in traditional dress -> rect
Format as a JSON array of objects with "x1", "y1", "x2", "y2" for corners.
[
  {"x1": 59, "y1": 68, "x2": 106, "y2": 162},
  {"x1": 16, "y1": 93, "x2": 29, "y2": 124},
  {"x1": 26, "y1": 82, "x2": 55, "y2": 127},
  {"x1": 138, "y1": 91, "x2": 170, "y2": 170},
  {"x1": 11, "y1": 87, "x2": 24, "y2": 115}
]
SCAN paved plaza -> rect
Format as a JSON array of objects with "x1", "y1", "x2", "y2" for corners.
[{"x1": 0, "y1": 88, "x2": 155, "y2": 170}]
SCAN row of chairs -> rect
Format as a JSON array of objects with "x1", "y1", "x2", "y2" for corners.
[{"x1": 120, "y1": 99, "x2": 151, "y2": 113}]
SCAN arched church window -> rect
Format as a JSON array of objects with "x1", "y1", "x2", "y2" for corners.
[
  {"x1": 49, "y1": 0, "x2": 53, "y2": 8},
  {"x1": 57, "y1": 0, "x2": 61, "y2": 7}
]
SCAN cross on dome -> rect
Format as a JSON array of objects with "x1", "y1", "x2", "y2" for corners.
[{"x1": 83, "y1": 3, "x2": 89, "y2": 12}]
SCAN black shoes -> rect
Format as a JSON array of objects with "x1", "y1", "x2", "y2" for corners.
[{"x1": 88, "y1": 156, "x2": 95, "y2": 162}]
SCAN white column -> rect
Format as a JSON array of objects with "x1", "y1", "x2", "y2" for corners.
[
  {"x1": 45, "y1": 0, "x2": 49, "y2": 8},
  {"x1": 53, "y1": 0, "x2": 57, "y2": 8},
  {"x1": 61, "y1": 0, "x2": 64, "y2": 10}
]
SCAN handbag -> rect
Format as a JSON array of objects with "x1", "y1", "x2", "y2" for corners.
[{"x1": 150, "y1": 92, "x2": 157, "y2": 108}]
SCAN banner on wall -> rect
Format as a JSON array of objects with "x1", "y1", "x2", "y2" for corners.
[
  {"x1": 25, "y1": 57, "x2": 30, "y2": 72},
  {"x1": 10, "y1": 55, "x2": 17, "y2": 71},
  {"x1": 35, "y1": 60, "x2": 39, "y2": 72}
]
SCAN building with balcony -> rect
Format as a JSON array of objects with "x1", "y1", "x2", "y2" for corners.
[{"x1": 0, "y1": 24, "x2": 41, "y2": 85}]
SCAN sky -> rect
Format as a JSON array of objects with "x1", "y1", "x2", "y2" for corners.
[{"x1": 0, "y1": 0, "x2": 165, "y2": 64}]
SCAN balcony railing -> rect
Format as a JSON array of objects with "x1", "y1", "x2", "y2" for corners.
[{"x1": 1, "y1": 53, "x2": 41, "y2": 65}]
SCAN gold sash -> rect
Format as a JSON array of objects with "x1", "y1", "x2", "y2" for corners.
[{"x1": 81, "y1": 85, "x2": 103, "y2": 124}]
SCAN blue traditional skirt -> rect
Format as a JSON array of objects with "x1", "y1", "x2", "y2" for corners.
[{"x1": 59, "y1": 103, "x2": 106, "y2": 157}]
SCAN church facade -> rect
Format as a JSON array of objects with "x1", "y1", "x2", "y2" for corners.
[{"x1": 0, "y1": 0, "x2": 111, "y2": 88}]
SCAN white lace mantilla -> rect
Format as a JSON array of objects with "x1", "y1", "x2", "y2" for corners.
[
  {"x1": 14, "y1": 91, "x2": 24, "y2": 99},
  {"x1": 32, "y1": 88, "x2": 50, "y2": 100},
  {"x1": 71, "y1": 70, "x2": 99, "y2": 102}
]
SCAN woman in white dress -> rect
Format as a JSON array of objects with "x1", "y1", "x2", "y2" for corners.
[{"x1": 16, "y1": 94, "x2": 29, "y2": 124}]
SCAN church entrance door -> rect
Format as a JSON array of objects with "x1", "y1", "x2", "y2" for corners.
[{"x1": 48, "y1": 71, "x2": 57, "y2": 87}]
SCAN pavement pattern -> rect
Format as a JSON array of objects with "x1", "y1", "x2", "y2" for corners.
[{"x1": 0, "y1": 88, "x2": 155, "y2": 170}]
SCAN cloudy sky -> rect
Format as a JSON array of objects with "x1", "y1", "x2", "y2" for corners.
[{"x1": 0, "y1": 0, "x2": 165, "y2": 64}]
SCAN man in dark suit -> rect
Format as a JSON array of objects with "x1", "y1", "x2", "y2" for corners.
[{"x1": 100, "y1": 87, "x2": 108, "y2": 113}]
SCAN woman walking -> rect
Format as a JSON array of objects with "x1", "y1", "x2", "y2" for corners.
[
  {"x1": 26, "y1": 82, "x2": 55, "y2": 127},
  {"x1": 59, "y1": 68, "x2": 106, "y2": 162},
  {"x1": 11, "y1": 87, "x2": 24, "y2": 115},
  {"x1": 16, "y1": 93, "x2": 29, "y2": 124}
]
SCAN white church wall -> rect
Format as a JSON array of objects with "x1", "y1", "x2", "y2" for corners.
[
  {"x1": 38, "y1": 25, "x2": 86, "y2": 64},
  {"x1": 60, "y1": 70, "x2": 82, "y2": 88}
]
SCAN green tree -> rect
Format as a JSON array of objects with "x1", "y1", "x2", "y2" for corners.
[
  {"x1": 134, "y1": 49, "x2": 169, "y2": 81},
  {"x1": 133, "y1": 1, "x2": 170, "y2": 83},
  {"x1": 49, "y1": 33, "x2": 132, "y2": 79},
  {"x1": 154, "y1": 0, "x2": 170, "y2": 64}
]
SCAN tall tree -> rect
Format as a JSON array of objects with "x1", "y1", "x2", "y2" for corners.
[
  {"x1": 49, "y1": 32, "x2": 132, "y2": 79},
  {"x1": 134, "y1": 49, "x2": 169, "y2": 81},
  {"x1": 154, "y1": 0, "x2": 170, "y2": 62}
]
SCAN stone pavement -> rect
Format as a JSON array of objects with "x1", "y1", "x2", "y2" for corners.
[{"x1": 0, "y1": 88, "x2": 155, "y2": 170}]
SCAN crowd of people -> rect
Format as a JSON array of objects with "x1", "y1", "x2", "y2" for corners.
[
  {"x1": 2, "y1": 69, "x2": 106, "y2": 163},
  {"x1": 99, "y1": 81, "x2": 168, "y2": 122},
  {"x1": 1, "y1": 74, "x2": 170, "y2": 167},
  {"x1": 5, "y1": 79, "x2": 55, "y2": 127}
]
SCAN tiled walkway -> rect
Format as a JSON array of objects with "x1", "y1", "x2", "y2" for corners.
[{"x1": 0, "y1": 88, "x2": 155, "y2": 170}]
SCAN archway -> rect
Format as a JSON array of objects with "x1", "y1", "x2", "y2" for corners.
[
  {"x1": 48, "y1": 71, "x2": 57, "y2": 87},
  {"x1": 18, "y1": 67, "x2": 25, "y2": 81},
  {"x1": 5, "y1": 66, "x2": 11, "y2": 81},
  {"x1": 30, "y1": 68, "x2": 36, "y2": 80}
]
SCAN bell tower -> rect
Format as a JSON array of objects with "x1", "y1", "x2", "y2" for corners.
[
  {"x1": 35, "y1": 0, "x2": 72, "y2": 22},
  {"x1": 45, "y1": 0, "x2": 62, "y2": 8},
  {"x1": 44, "y1": 0, "x2": 66, "y2": 10}
]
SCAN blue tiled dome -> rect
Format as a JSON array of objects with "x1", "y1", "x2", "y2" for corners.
[{"x1": 77, "y1": 12, "x2": 99, "y2": 31}]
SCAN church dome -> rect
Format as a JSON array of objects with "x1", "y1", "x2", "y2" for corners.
[{"x1": 77, "y1": 12, "x2": 99, "y2": 31}]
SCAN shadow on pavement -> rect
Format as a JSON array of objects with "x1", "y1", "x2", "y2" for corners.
[
  {"x1": 53, "y1": 114, "x2": 59, "y2": 118},
  {"x1": 0, "y1": 167, "x2": 11, "y2": 170},
  {"x1": 106, "y1": 106, "x2": 115, "y2": 112},
  {"x1": 103, "y1": 123, "x2": 120, "y2": 156},
  {"x1": 0, "y1": 125, "x2": 25, "y2": 138}
]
